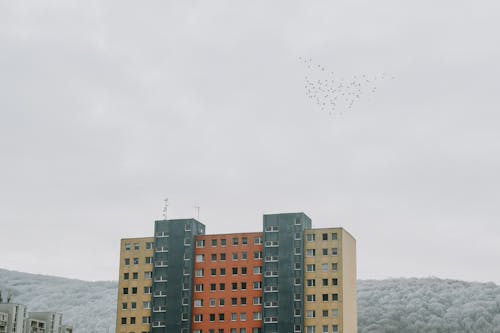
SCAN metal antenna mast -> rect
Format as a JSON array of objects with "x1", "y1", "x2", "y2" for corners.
[
  {"x1": 163, "y1": 198, "x2": 168, "y2": 220},
  {"x1": 195, "y1": 204, "x2": 200, "y2": 220}
]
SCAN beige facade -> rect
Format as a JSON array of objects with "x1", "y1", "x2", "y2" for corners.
[
  {"x1": 115, "y1": 237, "x2": 154, "y2": 333},
  {"x1": 304, "y1": 228, "x2": 357, "y2": 333}
]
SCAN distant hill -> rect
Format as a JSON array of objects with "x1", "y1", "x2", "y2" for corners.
[
  {"x1": 0, "y1": 268, "x2": 116, "y2": 332},
  {"x1": 1, "y1": 268, "x2": 500, "y2": 332}
]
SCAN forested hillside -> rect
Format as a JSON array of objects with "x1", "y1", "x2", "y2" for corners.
[{"x1": 1, "y1": 268, "x2": 500, "y2": 332}]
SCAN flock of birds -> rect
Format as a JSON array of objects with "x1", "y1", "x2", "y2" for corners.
[{"x1": 299, "y1": 57, "x2": 395, "y2": 115}]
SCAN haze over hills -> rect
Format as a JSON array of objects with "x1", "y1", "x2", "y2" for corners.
[{"x1": 1, "y1": 268, "x2": 500, "y2": 333}]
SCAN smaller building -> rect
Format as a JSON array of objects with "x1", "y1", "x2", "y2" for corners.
[
  {"x1": 0, "y1": 303, "x2": 27, "y2": 333},
  {"x1": 28, "y1": 313, "x2": 62, "y2": 333},
  {"x1": 23, "y1": 318, "x2": 46, "y2": 333},
  {"x1": 0, "y1": 312, "x2": 8, "y2": 333}
]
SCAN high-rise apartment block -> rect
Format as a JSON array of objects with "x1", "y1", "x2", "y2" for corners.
[{"x1": 116, "y1": 212, "x2": 357, "y2": 333}]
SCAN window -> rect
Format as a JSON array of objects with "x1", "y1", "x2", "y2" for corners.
[
  {"x1": 322, "y1": 310, "x2": 329, "y2": 317},
  {"x1": 294, "y1": 278, "x2": 301, "y2": 285},
  {"x1": 146, "y1": 242, "x2": 154, "y2": 249},
  {"x1": 144, "y1": 286, "x2": 152, "y2": 294},
  {"x1": 332, "y1": 309, "x2": 339, "y2": 318},
  {"x1": 195, "y1": 284, "x2": 204, "y2": 292},
  {"x1": 241, "y1": 252, "x2": 248, "y2": 260},
  {"x1": 253, "y1": 251, "x2": 263, "y2": 259},
  {"x1": 332, "y1": 278, "x2": 338, "y2": 286},
  {"x1": 121, "y1": 317, "x2": 127, "y2": 325},
  {"x1": 241, "y1": 267, "x2": 247, "y2": 275},
  {"x1": 232, "y1": 238, "x2": 239, "y2": 245},
  {"x1": 143, "y1": 316, "x2": 151, "y2": 324},
  {"x1": 211, "y1": 253, "x2": 217, "y2": 261},
  {"x1": 231, "y1": 312, "x2": 237, "y2": 321},
  {"x1": 253, "y1": 281, "x2": 262, "y2": 290},
  {"x1": 123, "y1": 273, "x2": 129, "y2": 280},
  {"x1": 306, "y1": 249, "x2": 316, "y2": 257},
  {"x1": 196, "y1": 240, "x2": 205, "y2": 248},
  {"x1": 232, "y1": 253, "x2": 238, "y2": 260},
  {"x1": 253, "y1": 266, "x2": 262, "y2": 275},
  {"x1": 322, "y1": 233, "x2": 328, "y2": 240},
  {"x1": 322, "y1": 248, "x2": 328, "y2": 256},
  {"x1": 133, "y1": 257, "x2": 139, "y2": 265},
  {"x1": 232, "y1": 267, "x2": 238, "y2": 275},
  {"x1": 332, "y1": 232, "x2": 338, "y2": 240},
  {"x1": 220, "y1": 253, "x2": 226, "y2": 261},
  {"x1": 332, "y1": 293, "x2": 338, "y2": 301},
  {"x1": 219, "y1": 313, "x2": 225, "y2": 321},
  {"x1": 231, "y1": 298, "x2": 238, "y2": 306},
  {"x1": 130, "y1": 317, "x2": 136, "y2": 324},
  {"x1": 306, "y1": 326, "x2": 315, "y2": 333},
  {"x1": 134, "y1": 243, "x2": 140, "y2": 250},
  {"x1": 210, "y1": 283, "x2": 216, "y2": 292},
  {"x1": 322, "y1": 325, "x2": 328, "y2": 333},
  {"x1": 220, "y1": 268, "x2": 226, "y2": 276},
  {"x1": 194, "y1": 314, "x2": 203, "y2": 322},
  {"x1": 253, "y1": 297, "x2": 262, "y2": 305},
  {"x1": 332, "y1": 325, "x2": 338, "y2": 333},
  {"x1": 294, "y1": 232, "x2": 301, "y2": 240},
  {"x1": 196, "y1": 254, "x2": 205, "y2": 263},
  {"x1": 123, "y1": 287, "x2": 129, "y2": 295},
  {"x1": 240, "y1": 312, "x2": 247, "y2": 321},
  {"x1": 306, "y1": 279, "x2": 316, "y2": 287},
  {"x1": 210, "y1": 314, "x2": 216, "y2": 322},
  {"x1": 253, "y1": 237, "x2": 262, "y2": 245},
  {"x1": 133, "y1": 272, "x2": 138, "y2": 279},
  {"x1": 122, "y1": 302, "x2": 128, "y2": 310},
  {"x1": 131, "y1": 302, "x2": 136, "y2": 310},
  {"x1": 219, "y1": 298, "x2": 225, "y2": 306},
  {"x1": 132, "y1": 287, "x2": 137, "y2": 294},
  {"x1": 124, "y1": 258, "x2": 130, "y2": 265},
  {"x1": 209, "y1": 298, "x2": 216, "y2": 307},
  {"x1": 211, "y1": 239, "x2": 217, "y2": 246},
  {"x1": 306, "y1": 264, "x2": 316, "y2": 272},
  {"x1": 331, "y1": 248, "x2": 338, "y2": 256},
  {"x1": 295, "y1": 247, "x2": 301, "y2": 255},
  {"x1": 322, "y1": 294, "x2": 329, "y2": 301},
  {"x1": 306, "y1": 294, "x2": 316, "y2": 302},
  {"x1": 332, "y1": 263, "x2": 338, "y2": 271},
  {"x1": 306, "y1": 310, "x2": 315, "y2": 318},
  {"x1": 265, "y1": 225, "x2": 279, "y2": 232},
  {"x1": 211, "y1": 268, "x2": 217, "y2": 276},
  {"x1": 195, "y1": 269, "x2": 204, "y2": 277},
  {"x1": 241, "y1": 282, "x2": 247, "y2": 290},
  {"x1": 232, "y1": 282, "x2": 238, "y2": 291},
  {"x1": 125, "y1": 243, "x2": 131, "y2": 251},
  {"x1": 253, "y1": 312, "x2": 262, "y2": 320},
  {"x1": 241, "y1": 297, "x2": 247, "y2": 305},
  {"x1": 143, "y1": 301, "x2": 151, "y2": 309},
  {"x1": 322, "y1": 263, "x2": 328, "y2": 271},
  {"x1": 185, "y1": 224, "x2": 191, "y2": 231},
  {"x1": 145, "y1": 256, "x2": 153, "y2": 264},
  {"x1": 220, "y1": 283, "x2": 226, "y2": 291},
  {"x1": 221, "y1": 239, "x2": 227, "y2": 247},
  {"x1": 242, "y1": 237, "x2": 248, "y2": 245},
  {"x1": 194, "y1": 299, "x2": 203, "y2": 307},
  {"x1": 306, "y1": 234, "x2": 315, "y2": 242}
]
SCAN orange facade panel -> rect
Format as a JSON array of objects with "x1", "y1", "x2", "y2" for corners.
[{"x1": 192, "y1": 232, "x2": 264, "y2": 333}]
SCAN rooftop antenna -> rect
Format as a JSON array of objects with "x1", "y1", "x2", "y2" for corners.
[
  {"x1": 162, "y1": 198, "x2": 168, "y2": 220},
  {"x1": 195, "y1": 204, "x2": 200, "y2": 220}
]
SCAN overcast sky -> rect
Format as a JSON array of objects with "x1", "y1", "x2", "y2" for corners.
[{"x1": 1, "y1": 0, "x2": 499, "y2": 283}]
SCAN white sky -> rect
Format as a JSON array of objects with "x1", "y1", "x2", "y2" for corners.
[{"x1": 1, "y1": 0, "x2": 499, "y2": 283}]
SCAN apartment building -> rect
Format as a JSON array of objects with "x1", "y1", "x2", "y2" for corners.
[
  {"x1": 115, "y1": 237, "x2": 155, "y2": 333},
  {"x1": 115, "y1": 212, "x2": 357, "y2": 333},
  {"x1": 28, "y1": 312, "x2": 62, "y2": 333}
]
